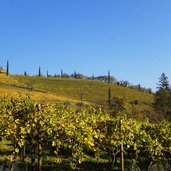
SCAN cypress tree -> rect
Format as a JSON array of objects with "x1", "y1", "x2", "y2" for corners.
[
  {"x1": 6, "y1": 60, "x2": 9, "y2": 76},
  {"x1": 47, "y1": 70, "x2": 49, "y2": 77},
  {"x1": 92, "y1": 74, "x2": 94, "y2": 80},
  {"x1": 108, "y1": 70, "x2": 110, "y2": 83},
  {"x1": 61, "y1": 69, "x2": 63, "y2": 78},
  {"x1": 24, "y1": 70, "x2": 27, "y2": 76},
  {"x1": 74, "y1": 70, "x2": 77, "y2": 78},
  {"x1": 38, "y1": 66, "x2": 41, "y2": 77}
]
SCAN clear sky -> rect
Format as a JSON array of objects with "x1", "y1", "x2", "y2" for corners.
[{"x1": 0, "y1": 0, "x2": 171, "y2": 90}]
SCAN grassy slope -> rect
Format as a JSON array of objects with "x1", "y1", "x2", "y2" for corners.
[
  {"x1": 0, "y1": 74, "x2": 154, "y2": 108},
  {"x1": 11, "y1": 75, "x2": 154, "y2": 103},
  {"x1": 0, "y1": 74, "x2": 81, "y2": 103}
]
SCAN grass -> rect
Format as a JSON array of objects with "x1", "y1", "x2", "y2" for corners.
[
  {"x1": 0, "y1": 146, "x2": 148, "y2": 171},
  {"x1": 11, "y1": 75, "x2": 154, "y2": 103},
  {"x1": 0, "y1": 139, "x2": 151, "y2": 171},
  {"x1": 0, "y1": 75, "x2": 83, "y2": 104},
  {"x1": 0, "y1": 139, "x2": 109, "y2": 171},
  {"x1": 0, "y1": 74, "x2": 154, "y2": 114}
]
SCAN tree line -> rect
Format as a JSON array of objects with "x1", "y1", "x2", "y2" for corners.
[{"x1": 1, "y1": 60, "x2": 152, "y2": 93}]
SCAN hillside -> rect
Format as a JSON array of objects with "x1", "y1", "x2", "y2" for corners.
[
  {"x1": 0, "y1": 74, "x2": 153, "y2": 104},
  {"x1": 0, "y1": 74, "x2": 81, "y2": 103}
]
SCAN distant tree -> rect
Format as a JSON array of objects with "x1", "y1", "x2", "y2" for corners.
[
  {"x1": 154, "y1": 73, "x2": 171, "y2": 119},
  {"x1": 70, "y1": 72, "x2": 85, "y2": 79},
  {"x1": 54, "y1": 74, "x2": 61, "y2": 77},
  {"x1": 108, "y1": 70, "x2": 110, "y2": 83},
  {"x1": 130, "y1": 84, "x2": 143, "y2": 91},
  {"x1": 24, "y1": 71, "x2": 27, "y2": 76},
  {"x1": 92, "y1": 74, "x2": 94, "y2": 80},
  {"x1": 0, "y1": 66, "x2": 3, "y2": 70},
  {"x1": 96, "y1": 75, "x2": 117, "y2": 83},
  {"x1": 147, "y1": 88, "x2": 152, "y2": 94},
  {"x1": 154, "y1": 89, "x2": 171, "y2": 117},
  {"x1": 47, "y1": 70, "x2": 49, "y2": 77},
  {"x1": 6, "y1": 60, "x2": 9, "y2": 76},
  {"x1": 74, "y1": 70, "x2": 77, "y2": 78},
  {"x1": 77, "y1": 73, "x2": 85, "y2": 79},
  {"x1": 120, "y1": 80, "x2": 130, "y2": 87},
  {"x1": 61, "y1": 69, "x2": 63, "y2": 78},
  {"x1": 38, "y1": 66, "x2": 41, "y2": 77},
  {"x1": 156, "y1": 73, "x2": 169, "y2": 90},
  {"x1": 138, "y1": 84, "x2": 141, "y2": 91},
  {"x1": 63, "y1": 73, "x2": 69, "y2": 78}
]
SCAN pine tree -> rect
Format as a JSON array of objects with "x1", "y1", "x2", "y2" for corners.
[
  {"x1": 154, "y1": 73, "x2": 171, "y2": 118},
  {"x1": 6, "y1": 60, "x2": 9, "y2": 76},
  {"x1": 154, "y1": 89, "x2": 171, "y2": 116},
  {"x1": 156, "y1": 73, "x2": 169, "y2": 90}
]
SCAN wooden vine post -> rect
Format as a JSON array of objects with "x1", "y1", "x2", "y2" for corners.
[{"x1": 120, "y1": 119, "x2": 124, "y2": 171}]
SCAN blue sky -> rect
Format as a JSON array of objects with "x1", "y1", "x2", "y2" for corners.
[{"x1": 0, "y1": 0, "x2": 171, "y2": 90}]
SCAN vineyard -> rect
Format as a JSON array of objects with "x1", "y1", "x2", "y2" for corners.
[
  {"x1": 0, "y1": 96, "x2": 170, "y2": 171},
  {"x1": 1, "y1": 0, "x2": 171, "y2": 170},
  {"x1": 12, "y1": 75, "x2": 153, "y2": 104},
  {"x1": 0, "y1": 75, "x2": 84, "y2": 104},
  {"x1": 0, "y1": 75, "x2": 154, "y2": 116}
]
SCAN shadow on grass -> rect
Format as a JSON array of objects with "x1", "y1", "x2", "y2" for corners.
[{"x1": 0, "y1": 159, "x2": 121, "y2": 171}]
